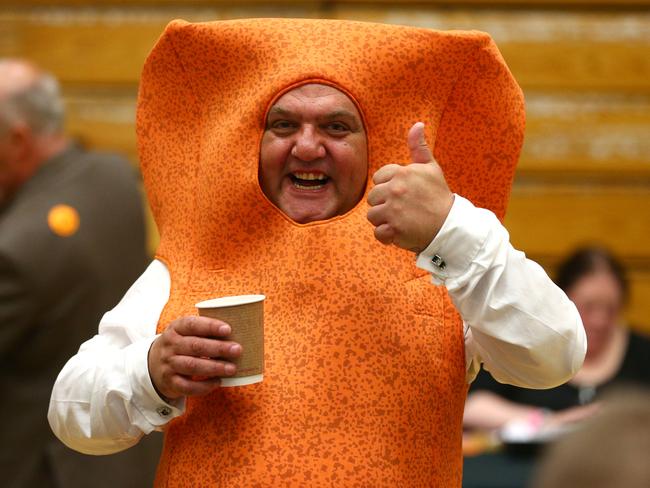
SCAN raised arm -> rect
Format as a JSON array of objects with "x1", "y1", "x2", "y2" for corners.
[
  {"x1": 367, "y1": 123, "x2": 586, "y2": 388},
  {"x1": 415, "y1": 195, "x2": 586, "y2": 387}
]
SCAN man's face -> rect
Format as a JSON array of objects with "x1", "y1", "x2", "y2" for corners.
[{"x1": 259, "y1": 84, "x2": 368, "y2": 224}]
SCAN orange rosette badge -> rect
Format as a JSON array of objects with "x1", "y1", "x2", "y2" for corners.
[{"x1": 47, "y1": 204, "x2": 80, "y2": 237}]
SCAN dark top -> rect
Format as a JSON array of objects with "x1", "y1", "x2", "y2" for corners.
[
  {"x1": 463, "y1": 330, "x2": 650, "y2": 488},
  {"x1": 470, "y1": 330, "x2": 650, "y2": 410},
  {"x1": 0, "y1": 145, "x2": 161, "y2": 488}
]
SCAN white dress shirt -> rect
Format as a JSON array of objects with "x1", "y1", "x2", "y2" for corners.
[{"x1": 48, "y1": 195, "x2": 586, "y2": 455}]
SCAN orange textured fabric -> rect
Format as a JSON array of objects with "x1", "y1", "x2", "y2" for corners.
[{"x1": 138, "y1": 18, "x2": 525, "y2": 487}]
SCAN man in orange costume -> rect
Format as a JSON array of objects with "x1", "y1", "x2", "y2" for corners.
[{"x1": 50, "y1": 19, "x2": 585, "y2": 486}]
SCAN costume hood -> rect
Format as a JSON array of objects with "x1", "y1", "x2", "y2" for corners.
[{"x1": 137, "y1": 18, "x2": 525, "y2": 259}]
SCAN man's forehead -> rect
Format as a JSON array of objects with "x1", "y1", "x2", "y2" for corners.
[
  {"x1": 267, "y1": 105, "x2": 359, "y2": 120},
  {"x1": 268, "y1": 83, "x2": 362, "y2": 117},
  {"x1": 273, "y1": 84, "x2": 354, "y2": 106}
]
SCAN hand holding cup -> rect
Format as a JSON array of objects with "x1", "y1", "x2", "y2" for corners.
[{"x1": 148, "y1": 316, "x2": 242, "y2": 401}]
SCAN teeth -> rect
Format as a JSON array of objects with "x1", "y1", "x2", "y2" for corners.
[
  {"x1": 294, "y1": 182, "x2": 325, "y2": 190},
  {"x1": 293, "y1": 172, "x2": 327, "y2": 181}
]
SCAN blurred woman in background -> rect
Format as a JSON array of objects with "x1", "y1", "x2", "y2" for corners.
[
  {"x1": 464, "y1": 246, "x2": 650, "y2": 432},
  {"x1": 462, "y1": 246, "x2": 650, "y2": 488}
]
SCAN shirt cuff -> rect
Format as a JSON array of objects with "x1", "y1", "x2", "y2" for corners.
[
  {"x1": 125, "y1": 335, "x2": 185, "y2": 429},
  {"x1": 415, "y1": 194, "x2": 494, "y2": 285}
]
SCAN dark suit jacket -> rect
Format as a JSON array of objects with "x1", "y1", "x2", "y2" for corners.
[{"x1": 0, "y1": 145, "x2": 161, "y2": 487}]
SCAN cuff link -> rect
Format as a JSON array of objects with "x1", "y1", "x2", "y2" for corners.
[
  {"x1": 156, "y1": 406, "x2": 172, "y2": 417},
  {"x1": 431, "y1": 254, "x2": 446, "y2": 270}
]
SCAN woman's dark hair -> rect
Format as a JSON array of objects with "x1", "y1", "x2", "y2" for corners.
[{"x1": 555, "y1": 247, "x2": 629, "y2": 303}]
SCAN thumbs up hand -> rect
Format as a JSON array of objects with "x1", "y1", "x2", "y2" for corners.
[{"x1": 367, "y1": 122, "x2": 454, "y2": 253}]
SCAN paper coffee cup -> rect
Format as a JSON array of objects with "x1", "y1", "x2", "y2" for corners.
[{"x1": 196, "y1": 294, "x2": 265, "y2": 387}]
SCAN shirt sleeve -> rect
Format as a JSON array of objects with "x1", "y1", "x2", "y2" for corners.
[
  {"x1": 48, "y1": 259, "x2": 181, "y2": 455},
  {"x1": 416, "y1": 195, "x2": 587, "y2": 388}
]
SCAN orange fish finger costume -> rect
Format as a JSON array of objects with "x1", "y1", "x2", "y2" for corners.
[{"x1": 138, "y1": 18, "x2": 524, "y2": 487}]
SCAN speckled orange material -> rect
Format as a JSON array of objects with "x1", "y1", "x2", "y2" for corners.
[{"x1": 138, "y1": 18, "x2": 525, "y2": 487}]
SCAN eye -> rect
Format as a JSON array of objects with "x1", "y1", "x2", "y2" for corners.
[
  {"x1": 268, "y1": 120, "x2": 297, "y2": 135},
  {"x1": 324, "y1": 122, "x2": 351, "y2": 135}
]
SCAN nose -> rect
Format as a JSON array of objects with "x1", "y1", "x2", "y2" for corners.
[{"x1": 291, "y1": 125, "x2": 326, "y2": 161}]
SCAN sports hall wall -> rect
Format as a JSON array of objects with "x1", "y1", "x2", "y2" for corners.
[{"x1": 1, "y1": 0, "x2": 648, "y2": 330}]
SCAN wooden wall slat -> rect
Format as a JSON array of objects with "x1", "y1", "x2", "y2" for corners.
[
  {"x1": 64, "y1": 90, "x2": 137, "y2": 157},
  {"x1": 501, "y1": 43, "x2": 650, "y2": 91},
  {"x1": 0, "y1": 18, "x2": 167, "y2": 84},
  {"x1": 505, "y1": 186, "x2": 650, "y2": 259},
  {"x1": 519, "y1": 92, "x2": 650, "y2": 178}
]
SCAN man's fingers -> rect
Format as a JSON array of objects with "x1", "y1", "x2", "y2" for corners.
[
  {"x1": 368, "y1": 204, "x2": 398, "y2": 245},
  {"x1": 178, "y1": 336, "x2": 242, "y2": 359},
  {"x1": 367, "y1": 183, "x2": 389, "y2": 207},
  {"x1": 167, "y1": 375, "x2": 222, "y2": 397},
  {"x1": 169, "y1": 355, "x2": 238, "y2": 378},
  {"x1": 367, "y1": 203, "x2": 387, "y2": 226},
  {"x1": 373, "y1": 223, "x2": 395, "y2": 245},
  {"x1": 149, "y1": 327, "x2": 242, "y2": 399},
  {"x1": 172, "y1": 316, "x2": 231, "y2": 338},
  {"x1": 408, "y1": 122, "x2": 434, "y2": 164},
  {"x1": 372, "y1": 163, "x2": 401, "y2": 185}
]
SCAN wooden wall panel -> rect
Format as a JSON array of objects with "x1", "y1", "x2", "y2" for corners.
[
  {"x1": 505, "y1": 186, "x2": 650, "y2": 260},
  {"x1": 63, "y1": 89, "x2": 137, "y2": 156},
  {"x1": 335, "y1": 8, "x2": 650, "y2": 90},
  {"x1": 521, "y1": 92, "x2": 650, "y2": 179},
  {"x1": 505, "y1": 186, "x2": 650, "y2": 328},
  {"x1": 1, "y1": 1, "x2": 649, "y2": 329},
  {"x1": 0, "y1": 19, "x2": 163, "y2": 85},
  {"x1": 3, "y1": 8, "x2": 649, "y2": 90},
  {"x1": 0, "y1": 4, "x2": 322, "y2": 84}
]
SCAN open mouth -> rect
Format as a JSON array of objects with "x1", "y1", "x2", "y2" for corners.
[{"x1": 290, "y1": 172, "x2": 330, "y2": 190}]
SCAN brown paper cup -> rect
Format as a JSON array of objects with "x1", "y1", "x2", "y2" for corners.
[{"x1": 196, "y1": 294, "x2": 265, "y2": 387}]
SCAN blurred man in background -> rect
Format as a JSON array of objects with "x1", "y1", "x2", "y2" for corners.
[
  {"x1": 0, "y1": 58, "x2": 160, "y2": 487},
  {"x1": 531, "y1": 387, "x2": 650, "y2": 488}
]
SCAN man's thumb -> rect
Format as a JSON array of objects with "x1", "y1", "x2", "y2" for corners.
[{"x1": 407, "y1": 122, "x2": 434, "y2": 164}]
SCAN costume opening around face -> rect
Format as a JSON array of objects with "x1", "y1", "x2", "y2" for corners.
[{"x1": 137, "y1": 18, "x2": 524, "y2": 487}]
